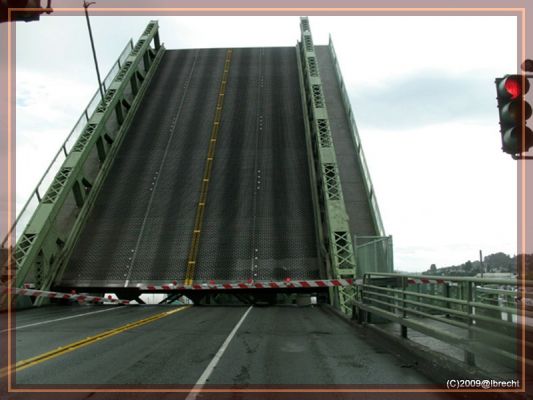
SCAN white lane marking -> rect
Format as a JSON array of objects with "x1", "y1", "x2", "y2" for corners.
[
  {"x1": 0, "y1": 307, "x2": 120, "y2": 333},
  {"x1": 186, "y1": 305, "x2": 253, "y2": 400}
]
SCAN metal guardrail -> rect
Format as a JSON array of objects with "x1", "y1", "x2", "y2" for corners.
[
  {"x1": 354, "y1": 236, "x2": 393, "y2": 277},
  {"x1": 328, "y1": 37, "x2": 385, "y2": 237},
  {"x1": 354, "y1": 272, "x2": 532, "y2": 370},
  {"x1": 1, "y1": 39, "x2": 134, "y2": 249}
]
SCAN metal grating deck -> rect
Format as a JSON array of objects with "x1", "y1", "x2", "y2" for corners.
[{"x1": 60, "y1": 47, "x2": 320, "y2": 288}]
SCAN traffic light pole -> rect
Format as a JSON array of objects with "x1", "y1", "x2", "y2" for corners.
[
  {"x1": 83, "y1": 1, "x2": 105, "y2": 103},
  {"x1": 514, "y1": 73, "x2": 533, "y2": 160}
]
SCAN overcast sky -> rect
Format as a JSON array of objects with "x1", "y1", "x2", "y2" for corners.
[{"x1": 14, "y1": 15, "x2": 518, "y2": 272}]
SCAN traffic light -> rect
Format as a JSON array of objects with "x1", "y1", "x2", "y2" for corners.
[
  {"x1": 0, "y1": 0, "x2": 52, "y2": 23},
  {"x1": 495, "y1": 74, "x2": 533, "y2": 155}
]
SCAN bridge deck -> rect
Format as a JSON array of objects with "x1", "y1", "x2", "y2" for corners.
[
  {"x1": 13, "y1": 304, "x2": 436, "y2": 386},
  {"x1": 61, "y1": 47, "x2": 319, "y2": 288}
]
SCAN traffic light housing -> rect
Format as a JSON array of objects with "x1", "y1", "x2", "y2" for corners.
[{"x1": 495, "y1": 74, "x2": 533, "y2": 155}]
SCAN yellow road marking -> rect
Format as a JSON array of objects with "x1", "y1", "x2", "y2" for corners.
[
  {"x1": 185, "y1": 49, "x2": 233, "y2": 285},
  {"x1": 1, "y1": 306, "x2": 190, "y2": 377}
]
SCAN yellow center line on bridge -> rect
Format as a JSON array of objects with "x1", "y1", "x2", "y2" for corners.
[
  {"x1": 0, "y1": 306, "x2": 191, "y2": 377},
  {"x1": 184, "y1": 48, "x2": 233, "y2": 285}
]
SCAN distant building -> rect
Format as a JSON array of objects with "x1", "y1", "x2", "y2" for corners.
[{"x1": 475, "y1": 272, "x2": 516, "y2": 279}]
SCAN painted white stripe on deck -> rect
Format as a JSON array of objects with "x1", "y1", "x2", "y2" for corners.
[
  {"x1": 186, "y1": 305, "x2": 253, "y2": 400},
  {"x1": 0, "y1": 307, "x2": 120, "y2": 333}
]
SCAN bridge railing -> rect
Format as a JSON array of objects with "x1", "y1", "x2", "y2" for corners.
[
  {"x1": 3, "y1": 21, "x2": 165, "y2": 300},
  {"x1": 354, "y1": 272, "x2": 532, "y2": 371},
  {"x1": 328, "y1": 37, "x2": 385, "y2": 237},
  {"x1": 2, "y1": 39, "x2": 133, "y2": 249},
  {"x1": 353, "y1": 236, "x2": 394, "y2": 277}
]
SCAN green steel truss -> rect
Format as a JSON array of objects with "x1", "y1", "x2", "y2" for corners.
[
  {"x1": 11, "y1": 21, "x2": 165, "y2": 296},
  {"x1": 297, "y1": 17, "x2": 356, "y2": 315}
]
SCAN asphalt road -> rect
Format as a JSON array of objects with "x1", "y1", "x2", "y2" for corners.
[{"x1": 11, "y1": 304, "x2": 437, "y2": 387}]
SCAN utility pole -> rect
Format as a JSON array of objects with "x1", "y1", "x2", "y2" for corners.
[
  {"x1": 479, "y1": 249, "x2": 484, "y2": 278},
  {"x1": 83, "y1": 1, "x2": 104, "y2": 102}
]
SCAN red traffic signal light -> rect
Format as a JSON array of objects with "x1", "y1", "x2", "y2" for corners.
[
  {"x1": 496, "y1": 75, "x2": 530, "y2": 100},
  {"x1": 495, "y1": 74, "x2": 533, "y2": 155},
  {"x1": 503, "y1": 77, "x2": 522, "y2": 99}
]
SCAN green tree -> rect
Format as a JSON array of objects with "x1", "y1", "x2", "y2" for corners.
[{"x1": 484, "y1": 252, "x2": 513, "y2": 272}]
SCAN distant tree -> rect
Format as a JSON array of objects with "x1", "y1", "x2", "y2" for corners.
[
  {"x1": 424, "y1": 252, "x2": 520, "y2": 277},
  {"x1": 484, "y1": 252, "x2": 513, "y2": 272},
  {"x1": 464, "y1": 260, "x2": 473, "y2": 272}
]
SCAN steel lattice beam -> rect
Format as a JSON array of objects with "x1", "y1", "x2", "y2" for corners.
[{"x1": 297, "y1": 17, "x2": 356, "y2": 315}]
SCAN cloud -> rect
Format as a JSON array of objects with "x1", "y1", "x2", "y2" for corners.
[
  {"x1": 358, "y1": 121, "x2": 517, "y2": 271},
  {"x1": 348, "y1": 70, "x2": 498, "y2": 130},
  {"x1": 16, "y1": 69, "x2": 94, "y2": 130},
  {"x1": 15, "y1": 70, "x2": 95, "y2": 222}
]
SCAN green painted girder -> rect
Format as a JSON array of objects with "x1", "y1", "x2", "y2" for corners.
[
  {"x1": 298, "y1": 17, "x2": 356, "y2": 315},
  {"x1": 13, "y1": 21, "x2": 164, "y2": 294}
]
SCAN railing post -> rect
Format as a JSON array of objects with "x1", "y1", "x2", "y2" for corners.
[
  {"x1": 363, "y1": 274, "x2": 371, "y2": 323},
  {"x1": 464, "y1": 281, "x2": 476, "y2": 366},
  {"x1": 444, "y1": 282, "x2": 451, "y2": 318},
  {"x1": 401, "y1": 276, "x2": 408, "y2": 338},
  {"x1": 506, "y1": 292, "x2": 513, "y2": 322},
  {"x1": 154, "y1": 31, "x2": 161, "y2": 50},
  {"x1": 415, "y1": 283, "x2": 421, "y2": 312},
  {"x1": 130, "y1": 74, "x2": 139, "y2": 96},
  {"x1": 72, "y1": 180, "x2": 85, "y2": 208},
  {"x1": 115, "y1": 103, "x2": 124, "y2": 125},
  {"x1": 143, "y1": 51, "x2": 150, "y2": 72}
]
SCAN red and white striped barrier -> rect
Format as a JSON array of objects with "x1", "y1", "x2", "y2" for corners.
[
  {"x1": 407, "y1": 278, "x2": 447, "y2": 285},
  {"x1": 140, "y1": 278, "x2": 353, "y2": 291},
  {"x1": 0, "y1": 286, "x2": 130, "y2": 305}
]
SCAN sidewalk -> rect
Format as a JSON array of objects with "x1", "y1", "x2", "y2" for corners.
[{"x1": 375, "y1": 316, "x2": 520, "y2": 381}]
